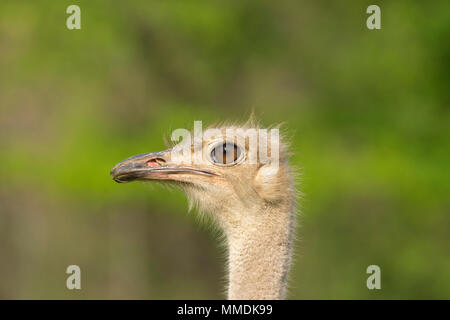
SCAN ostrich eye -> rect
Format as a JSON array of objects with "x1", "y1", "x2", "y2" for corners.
[{"x1": 210, "y1": 143, "x2": 241, "y2": 165}]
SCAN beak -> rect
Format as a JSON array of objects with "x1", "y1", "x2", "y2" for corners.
[{"x1": 110, "y1": 150, "x2": 216, "y2": 183}]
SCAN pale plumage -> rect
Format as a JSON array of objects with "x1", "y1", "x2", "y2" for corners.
[{"x1": 111, "y1": 120, "x2": 298, "y2": 299}]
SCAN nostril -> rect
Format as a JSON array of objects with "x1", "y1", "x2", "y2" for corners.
[{"x1": 147, "y1": 158, "x2": 166, "y2": 167}]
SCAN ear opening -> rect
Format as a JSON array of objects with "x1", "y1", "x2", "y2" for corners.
[{"x1": 254, "y1": 163, "x2": 285, "y2": 203}]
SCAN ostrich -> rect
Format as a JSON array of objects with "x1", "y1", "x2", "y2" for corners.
[{"x1": 110, "y1": 122, "x2": 298, "y2": 300}]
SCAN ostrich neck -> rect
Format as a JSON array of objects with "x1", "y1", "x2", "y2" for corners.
[{"x1": 221, "y1": 204, "x2": 295, "y2": 300}]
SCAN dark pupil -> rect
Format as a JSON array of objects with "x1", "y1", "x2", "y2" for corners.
[{"x1": 212, "y1": 143, "x2": 240, "y2": 164}]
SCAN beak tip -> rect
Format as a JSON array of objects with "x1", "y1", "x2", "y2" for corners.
[
  {"x1": 110, "y1": 163, "x2": 138, "y2": 183},
  {"x1": 110, "y1": 168, "x2": 117, "y2": 180},
  {"x1": 110, "y1": 166, "x2": 122, "y2": 183}
]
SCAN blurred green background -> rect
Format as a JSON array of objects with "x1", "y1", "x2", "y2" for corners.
[{"x1": 0, "y1": 0, "x2": 449, "y2": 299}]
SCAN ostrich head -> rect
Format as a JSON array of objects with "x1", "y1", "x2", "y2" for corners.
[{"x1": 110, "y1": 122, "x2": 297, "y2": 299}]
